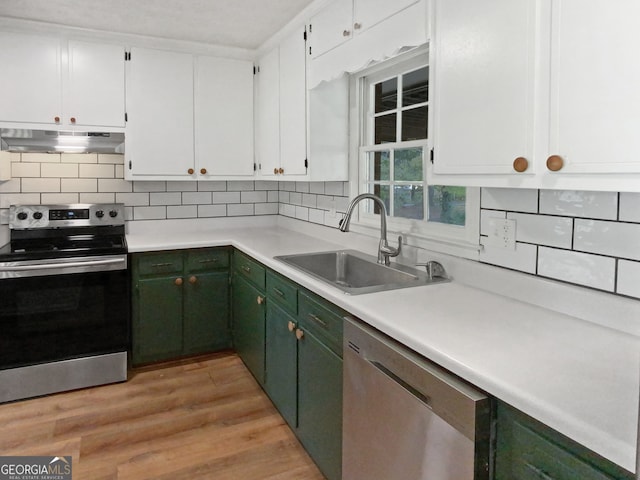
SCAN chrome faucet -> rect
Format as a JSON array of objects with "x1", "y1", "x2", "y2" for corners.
[{"x1": 339, "y1": 193, "x2": 402, "y2": 266}]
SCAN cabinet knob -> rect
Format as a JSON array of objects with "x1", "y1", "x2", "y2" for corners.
[
  {"x1": 175, "y1": 277, "x2": 183, "y2": 286},
  {"x1": 343, "y1": 29, "x2": 351, "y2": 37},
  {"x1": 70, "y1": 117, "x2": 76, "y2": 124},
  {"x1": 189, "y1": 275, "x2": 197, "y2": 284},
  {"x1": 513, "y1": 157, "x2": 529, "y2": 173},
  {"x1": 546, "y1": 155, "x2": 564, "y2": 171},
  {"x1": 54, "y1": 116, "x2": 60, "y2": 123},
  {"x1": 278, "y1": 167, "x2": 284, "y2": 174},
  {"x1": 256, "y1": 295, "x2": 265, "y2": 305},
  {"x1": 353, "y1": 22, "x2": 362, "y2": 30},
  {"x1": 273, "y1": 168, "x2": 278, "y2": 175},
  {"x1": 188, "y1": 168, "x2": 195, "y2": 175},
  {"x1": 200, "y1": 168, "x2": 207, "y2": 175},
  {"x1": 288, "y1": 321, "x2": 296, "y2": 332},
  {"x1": 295, "y1": 328, "x2": 304, "y2": 340}
]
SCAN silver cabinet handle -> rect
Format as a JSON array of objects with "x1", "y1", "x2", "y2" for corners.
[{"x1": 308, "y1": 313, "x2": 327, "y2": 327}]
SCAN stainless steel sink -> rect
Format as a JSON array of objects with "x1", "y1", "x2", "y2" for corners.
[{"x1": 275, "y1": 250, "x2": 449, "y2": 295}]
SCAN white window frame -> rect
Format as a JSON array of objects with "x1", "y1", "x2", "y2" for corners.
[{"x1": 348, "y1": 46, "x2": 481, "y2": 259}]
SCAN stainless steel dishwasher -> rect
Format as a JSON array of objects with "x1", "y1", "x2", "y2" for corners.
[{"x1": 343, "y1": 318, "x2": 493, "y2": 480}]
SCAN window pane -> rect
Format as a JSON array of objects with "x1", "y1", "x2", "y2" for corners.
[
  {"x1": 428, "y1": 186, "x2": 466, "y2": 226},
  {"x1": 375, "y1": 113, "x2": 397, "y2": 144},
  {"x1": 401, "y1": 106, "x2": 427, "y2": 141},
  {"x1": 403, "y1": 67, "x2": 429, "y2": 106},
  {"x1": 375, "y1": 77, "x2": 398, "y2": 113},
  {"x1": 394, "y1": 185, "x2": 424, "y2": 220},
  {"x1": 365, "y1": 184, "x2": 390, "y2": 215},
  {"x1": 366, "y1": 151, "x2": 390, "y2": 181},
  {"x1": 394, "y1": 148, "x2": 423, "y2": 181}
]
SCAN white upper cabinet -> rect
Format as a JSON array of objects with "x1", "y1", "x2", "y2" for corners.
[
  {"x1": 0, "y1": 32, "x2": 61, "y2": 125},
  {"x1": 195, "y1": 56, "x2": 254, "y2": 177},
  {"x1": 0, "y1": 32, "x2": 124, "y2": 129},
  {"x1": 126, "y1": 47, "x2": 195, "y2": 179},
  {"x1": 309, "y1": 0, "x2": 418, "y2": 59},
  {"x1": 429, "y1": 0, "x2": 640, "y2": 192},
  {"x1": 257, "y1": 28, "x2": 307, "y2": 178},
  {"x1": 66, "y1": 41, "x2": 126, "y2": 128}
]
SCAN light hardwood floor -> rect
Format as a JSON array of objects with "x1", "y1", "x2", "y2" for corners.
[{"x1": 0, "y1": 353, "x2": 326, "y2": 479}]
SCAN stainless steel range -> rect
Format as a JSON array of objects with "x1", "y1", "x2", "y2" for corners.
[{"x1": 0, "y1": 204, "x2": 129, "y2": 403}]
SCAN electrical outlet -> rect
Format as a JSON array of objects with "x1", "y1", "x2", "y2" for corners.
[
  {"x1": 327, "y1": 198, "x2": 337, "y2": 218},
  {"x1": 484, "y1": 218, "x2": 516, "y2": 250}
]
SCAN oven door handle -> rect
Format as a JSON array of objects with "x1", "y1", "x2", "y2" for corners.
[{"x1": 0, "y1": 256, "x2": 127, "y2": 277}]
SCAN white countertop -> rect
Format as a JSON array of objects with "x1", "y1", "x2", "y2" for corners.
[{"x1": 127, "y1": 217, "x2": 640, "y2": 473}]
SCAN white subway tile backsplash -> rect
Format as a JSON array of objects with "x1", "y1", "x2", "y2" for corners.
[
  {"x1": 481, "y1": 188, "x2": 538, "y2": 213},
  {"x1": 295, "y1": 205, "x2": 309, "y2": 221},
  {"x1": 479, "y1": 241, "x2": 537, "y2": 274},
  {"x1": 166, "y1": 181, "x2": 197, "y2": 192},
  {"x1": 41, "y1": 193, "x2": 79, "y2": 204},
  {"x1": 280, "y1": 203, "x2": 296, "y2": 217},
  {"x1": 227, "y1": 181, "x2": 255, "y2": 191},
  {"x1": 212, "y1": 192, "x2": 240, "y2": 204},
  {"x1": 539, "y1": 190, "x2": 618, "y2": 220},
  {"x1": 254, "y1": 180, "x2": 274, "y2": 191},
  {"x1": 197, "y1": 181, "x2": 227, "y2": 192},
  {"x1": 309, "y1": 182, "x2": 325, "y2": 194},
  {"x1": 98, "y1": 179, "x2": 131, "y2": 193},
  {"x1": 335, "y1": 196, "x2": 350, "y2": 212},
  {"x1": 281, "y1": 182, "x2": 296, "y2": 192},
  {"x1": 507, "y1": 212, "x2": 573, "y2": 249},
  {"x1": 308, "y1": 208, "x2": 325, "y2": 225},
  {"x1": 22, "y1": 153, "x2": 60, "y2": 163},
  {"x1": 80, "y1": 193, "x2": 115, "y2": 203},
  {"x1": 182, "y1": 192, "x2": 212, "y2": 205},
  {"x1": 41, "y1": 163, "x2": 79, "y2": 178},
  {"x1": 267, "y1": 191, "x2": 279, "y2": 202},
  {"x1": 574, "y1": 219, "x2": 640, "y2": 261},
  {"x1": 255, "y1": 203, "x2": 279, "y2": 215},
  {"x1": 316, "y1": 195, "x2": 334, "y2": 210},
  {"x1": 116, "y1": 192, "x2": 150, "y2": 206},
  {"x1": 22, "y1": 178, "x2": 61, "y2": 193},
  {"x1": 289, "y1": 192, "x2": 302, "y2": 205},
  {"x1": 150, "y1": 192, "x2": 182, "y2": 205},
  {"x1": 97, "y1": 154, "x2": 124, "y2": 164},
  {"x1": 79, "y1": 164, "x2": 114, "y2": 178},
  {"x1": 12, "y1": 162, "x2": 40, "y2": 178},
  {"x1": 198, "y1": 204, "x2": 226, "y2": 217},
  {"x1": 115, "y1": 165, "x2": 124, "y2": 179},
  {"x1": 167, "y1": 205, "x2": 197, "y2": 219},
  {"x1": 0, "y1": 193, "x2": 40, "y2": 208},
  {"x1": 133, "y1": 206, "x2": 166, "y2": 220},
  {"x1": 617, "y1": 260, "x2": 640, "y2": 299},
  {"x1": 301, "y1": 193, "x2": 317, "y2": 208},
  {"x1": 133, "y1": 181, "x2": 166, "y2": 192},
  {"x1": 0, "y1": 179, "x2": 21, "y2": 193},
  {"x1": 62, "y1": 153, "x2": 97, "y2": 164},
  {"x1": 295, "y1": 182, "x2": 310, "y2": 193},
  {"x1": 325, "y1": 181, "x2": 344, "y2": 196},
  {"x1": 538, "y1": 247, "x2": 616, "y2": 291},
  {"x1": 480, "y1": 210, "x2": 506, "y2": 236},
  {"x1": 228, "y1": 203, "x2": 254, "y2": 216},
  {"x1": 619, "y1": 193, "x2": 640, "y2": 223},
  {"x1": 279, "y1": 191, "x2": 290, "y2": 203},
  {"x1": 241, "y1": 191, "x2": 268, "y2": 203}
]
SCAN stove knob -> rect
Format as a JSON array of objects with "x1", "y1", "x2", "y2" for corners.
[
  {"x1": 33, "y1": 211, "x2": 43, "y2": 220},
  {"x1": 109, "y1": 210, "x2": 118, "y2": 218},
  {"x1": 95, "y1": 210, "x2": 105, "y2": 218},
  {"x1": 17, "y1": 212, "x2": 28, "y2": 220}
]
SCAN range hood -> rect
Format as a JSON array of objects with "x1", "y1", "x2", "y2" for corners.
[{"x1": 0, "y1": 129, "x2": 125, "y2": 154}]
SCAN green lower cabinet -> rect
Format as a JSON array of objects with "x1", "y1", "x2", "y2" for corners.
[
  {"x1": 231, "y1": 274, "x2": 266, "y2": 385},
  {"x1": 264, "y1": 301, "x2": 298, "y2": 428},
  {"x1": 496, "y1": 402, "x2": 633, "y2": 480},
  {"x1": 297, "y1": 328, "x2": 343, "y2": 480},
  {"x1": 132, "y1": 248, "x2": 231, "y2": 366}
]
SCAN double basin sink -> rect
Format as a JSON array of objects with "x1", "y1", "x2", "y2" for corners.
[{"x1": 275, "y1": 249, "x2": 448, "y2": 295}]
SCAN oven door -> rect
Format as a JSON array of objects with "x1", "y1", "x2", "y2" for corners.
[{"x1": 0, "y1": 255, "x2": 130, "y2": 370}]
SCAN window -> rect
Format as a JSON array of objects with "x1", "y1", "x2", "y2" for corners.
[{"x1": 350, "y1": 48, "x2": 479, "y2": 256}]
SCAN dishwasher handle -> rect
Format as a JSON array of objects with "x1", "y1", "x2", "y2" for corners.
[{"x1": 370, "y1": 359, "x2": 432, "y2": 408}]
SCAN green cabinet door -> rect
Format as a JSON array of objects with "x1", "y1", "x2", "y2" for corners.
[
  {"x1": 183, "y1": 270, "x2": 230, "y2": 355},
  {"x1": 134, "y1": 276, "x2": 183, "y2": 364},
  {"x1": 265, "y1": 301, "x2": 298, "y2": 428},
  {"x1": 232, "y1": 274, "x2": 266, "y2": 385},
  {"x1": 297, "y1": 329, "x2": 343, "y2": 480}
]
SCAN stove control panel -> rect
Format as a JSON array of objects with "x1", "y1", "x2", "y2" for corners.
[{"x1": 9, "y1": 204, "x2": 125, "y2": 229}]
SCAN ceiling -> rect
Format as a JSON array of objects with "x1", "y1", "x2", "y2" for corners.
[{"x1": 0, "y1": 0, "x2": 315, "y2": 49}]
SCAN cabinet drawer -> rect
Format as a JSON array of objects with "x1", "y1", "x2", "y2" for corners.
[
  {"x1": 136, "y1": 251, "x2": 183, "y2": 276},
  {"x1": 186, "y1": 248, "x2": 229, "y2": 272},
  {"x1": 299, "y1": 292, "x2": 344, "y2": 357},
  {"x1": 266, "y1": 271, "x2": 298, "y2": 315},
  {"x1": 233, "y1": 251, "x2": 266, "y2": 289}
]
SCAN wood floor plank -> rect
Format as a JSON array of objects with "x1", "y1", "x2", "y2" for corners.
[{"x1": 0, "y1": 353, "x2": 326, "y2": 480}]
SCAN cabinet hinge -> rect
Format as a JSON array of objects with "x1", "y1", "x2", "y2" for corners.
[
  {"x1": 309, "y1": 46, "x2": 312, "y2": 55},
  {"x1": 125, "y1": 51, "x2": 131, "y2": 61},
  {"x1": 304, "y1": 158, "x2": 308, "y2": 169},
  {"x1": 259, "y1": 163, "x2": 262, "y2": 170},
  {"x1": 125, "y1": 112, "x2": 128, "y2": 122},
  {"x1": 253, "y1": 65, "x2": 256, "y2": 75},
  {"x1": 253, "y1": 163, "x2": 257, "y2": 171},
  {"x1": 129, "y1": 160, "x2": 132, "y2": 170},
  {"x1": 430, "y1": 149, "x2": 434, "y2": 164},
  {"x1": 309, "y1": 24, "x2": 312, "y2": 33},
  {"x1": 303, "y1": 30, "x2": 307, "y2": 41}
]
